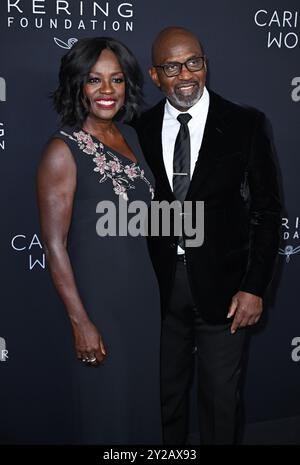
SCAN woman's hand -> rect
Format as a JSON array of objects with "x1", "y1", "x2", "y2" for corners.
[{"x1": 71, "y1": 319, "x2": 107, "y2": 367}]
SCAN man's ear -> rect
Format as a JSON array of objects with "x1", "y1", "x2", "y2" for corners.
[{"x1": 149, "y1": 66, "x2": 161, "y2": 88}]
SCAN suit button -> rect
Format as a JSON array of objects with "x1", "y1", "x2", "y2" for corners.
[{"x1": 170, "y1": 242, "x2": 176, "y2": 248}]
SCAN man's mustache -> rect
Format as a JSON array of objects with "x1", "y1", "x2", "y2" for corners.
[{"x1": 175, "y1": 81, "x2": 200, "y2": 91}]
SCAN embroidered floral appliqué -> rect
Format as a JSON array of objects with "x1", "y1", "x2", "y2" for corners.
[{"x1": 60, "y1": 130, "x2": 154, "y2": 201}]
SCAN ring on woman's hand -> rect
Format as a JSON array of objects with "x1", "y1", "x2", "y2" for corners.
[{"x1": 86, "y1": 356, "x2": 97, "y2": 363}]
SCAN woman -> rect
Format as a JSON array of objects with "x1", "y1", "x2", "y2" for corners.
[{"x1": 37, "y1": 37, "x2": 162, "y2": 444}]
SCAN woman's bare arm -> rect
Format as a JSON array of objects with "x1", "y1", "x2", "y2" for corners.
[{"x1": 36, "y1": 138, "x2": 106, "y2": 364}]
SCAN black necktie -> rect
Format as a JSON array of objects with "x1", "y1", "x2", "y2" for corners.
[
  {"x1": 173, "y1": 113, "x2": 192, "y2": 250},
  {"x1": 173, "y1": 113, "x2": 192, "y2": 202}
]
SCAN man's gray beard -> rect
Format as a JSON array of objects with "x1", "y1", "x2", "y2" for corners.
[{"x1": 169, "y1": 85, "x2": 203, "y2": 109}]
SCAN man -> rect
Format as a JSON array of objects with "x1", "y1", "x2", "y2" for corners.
[{"x1": 134, "y1": 27, "x2": 281, "y2": 444}]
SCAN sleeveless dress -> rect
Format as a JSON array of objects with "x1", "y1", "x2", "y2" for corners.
[{"x1": 52, "y1": 121, "x2": 162, "y2": 444}]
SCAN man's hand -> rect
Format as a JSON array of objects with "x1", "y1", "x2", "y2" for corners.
[{"x1": 227, "y1": 291, "x2": 263, "y2": 334}]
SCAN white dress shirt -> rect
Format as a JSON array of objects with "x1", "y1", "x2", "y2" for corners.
[{"x1": 161, "y1": 86, "x2": 210, "y2": 253}]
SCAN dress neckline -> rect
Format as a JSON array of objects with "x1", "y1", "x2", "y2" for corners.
[{"x1": 81, "y1": 122, "x2": 139, "y2": 166}]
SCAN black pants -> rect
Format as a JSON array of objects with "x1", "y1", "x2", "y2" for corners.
[{"x1": 161, "y1": 257, "x2": 247, "y2": 445}]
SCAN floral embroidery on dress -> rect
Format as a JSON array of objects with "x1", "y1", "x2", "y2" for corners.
[{"x1": 60, "y1": 130, "x2": 155, "y2": 201}]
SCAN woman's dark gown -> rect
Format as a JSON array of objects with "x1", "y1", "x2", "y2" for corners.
[{"x1": 52, "y1": 121, "x2": 162, "y2": 444}]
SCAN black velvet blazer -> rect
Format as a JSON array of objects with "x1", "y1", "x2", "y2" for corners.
[{"x1": 133, "y1": 90, "x2": 281, "y2": 323}]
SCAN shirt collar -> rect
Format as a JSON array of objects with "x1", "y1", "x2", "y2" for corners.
[{"x1": 165, "y1": 86, "x2": 210, "y2": 121}]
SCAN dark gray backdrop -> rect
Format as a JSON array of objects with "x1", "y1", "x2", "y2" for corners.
[{"x1": 0, "y1": 0, "x2": 299, "y2": 444}]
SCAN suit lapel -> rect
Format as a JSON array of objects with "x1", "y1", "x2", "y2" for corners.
[
  {"x1": 148, "y1": 100, "x2": 175, "y2": 202},
  {"x1": 186, "y1": 91, "x2": 228, "y2": 199}
]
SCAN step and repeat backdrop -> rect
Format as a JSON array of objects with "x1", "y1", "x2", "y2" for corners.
[{"x1": 0, "y1": 0, "x2": 299, "y2": 443}]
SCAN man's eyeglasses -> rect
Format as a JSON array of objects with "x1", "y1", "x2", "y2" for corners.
[{"x1": 153, "y1": 56, "x2": 206, "y2": 77}]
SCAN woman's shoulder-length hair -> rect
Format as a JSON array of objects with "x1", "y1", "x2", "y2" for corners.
[{"x1": 52, "y1": 36, "x2": 144, "y2": 127}]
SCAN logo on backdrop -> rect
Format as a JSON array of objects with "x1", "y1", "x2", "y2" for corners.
[
  {"x1": 54, "y1": 37, "x2": 78, "y2": 49},
  {"x1": 11, "y1": 233, "x2": 45, "y2": 270},
  {"x1": 279, "y1": 216, "x2": 300, "y2": 262},
  {"x1": 291, "y1": 337, "x2": 300, "y2": 362},
  {"x1": 254, "y1": 9, "x2": 299, "y2": 48},
  {"x1": 0, "y1": 337, "x2": 9, "y2": 362},
  {"x1": 0, "y1": 122, "x2": 5, "y2": 151},
  {"x1": 0, "y1": 77, "x2": 6, "y2": 102},
  {"x1": 6, "y1": 1, "x2": 134, "y2": 33},
  {"x1": 291, "y1": 77, "x2": 300, "y2": 102}
]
